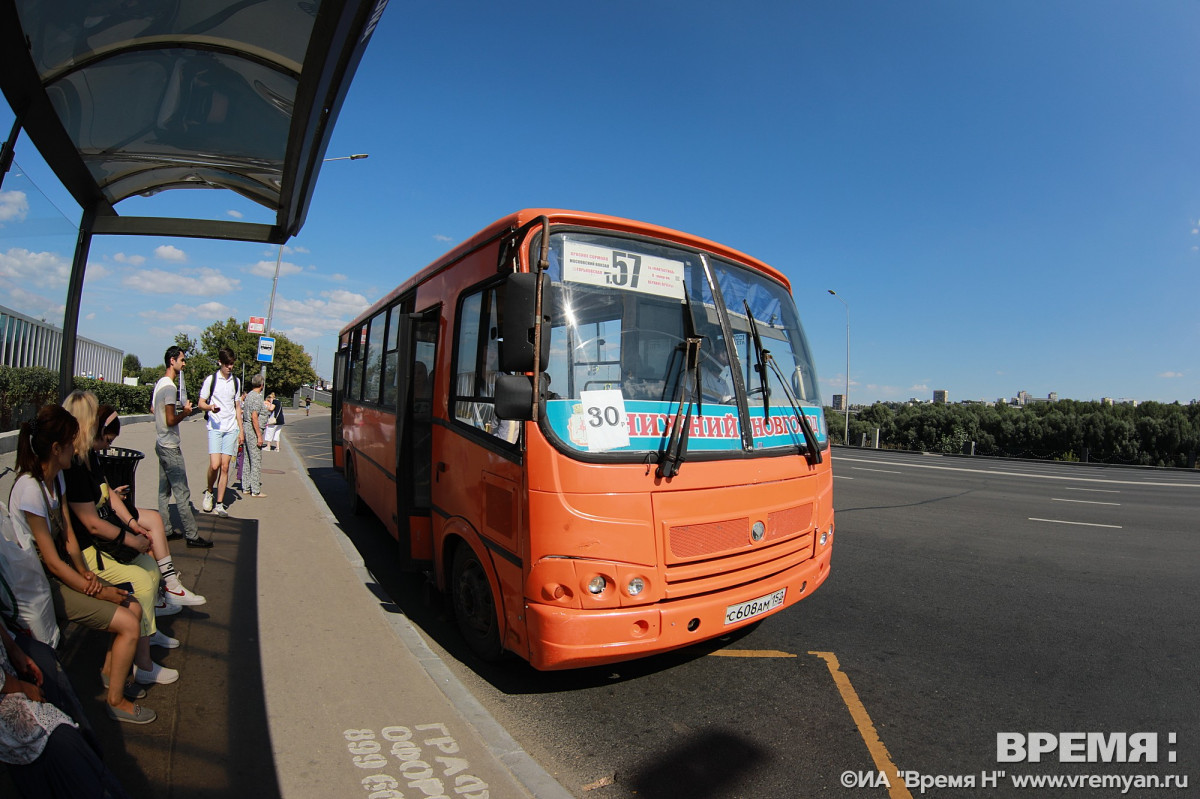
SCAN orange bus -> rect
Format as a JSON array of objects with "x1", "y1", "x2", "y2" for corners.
[{"x1": 333, "y1": 209, "x2": 833, "y2": 669}]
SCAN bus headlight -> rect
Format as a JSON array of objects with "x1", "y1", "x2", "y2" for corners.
[
  {"x1": 587, "y1": 575, "x2": 607, "y2": 595},
  {"x1": 626, "y1": 576, "x2": 645, "y2": 597}
]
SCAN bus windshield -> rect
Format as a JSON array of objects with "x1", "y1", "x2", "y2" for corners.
[{"x1": 539, "y1": 230, "x2": 826, "y2": 456}]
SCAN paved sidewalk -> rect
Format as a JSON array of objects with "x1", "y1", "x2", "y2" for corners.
[{"x1": 1, "y1": 411, "x2": 572, "y2": 799}]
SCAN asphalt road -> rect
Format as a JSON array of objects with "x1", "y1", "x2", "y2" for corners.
[{"x1": 288, "y1": 414, "x2": 1200, "y2": 799}]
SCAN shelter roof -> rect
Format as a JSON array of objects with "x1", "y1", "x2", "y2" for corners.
[{"x1": 0, "y1": 0, "x2": 386, "y2": 243}]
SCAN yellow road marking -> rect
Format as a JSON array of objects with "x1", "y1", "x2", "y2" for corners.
[
  {"x1": 709, "y1": 649, "x2": 798, "y2": 658},
  {"x1": 810, "y1": 651, "x2": 912, "y2": 799}
]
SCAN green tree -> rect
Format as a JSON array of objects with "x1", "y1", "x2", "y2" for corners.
[
  {"x1": 122, "y1": 353, "x2": 141, "y2": 378},
  {"x1": 195, "y1": 317, "x2": 317, "y2": 398}
]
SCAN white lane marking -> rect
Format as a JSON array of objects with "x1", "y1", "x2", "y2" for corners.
[
  {"x1": 835, "y1": 456, "x2": 1200, "y2": 489},
  {"x1": 1051, "y1": 498, "x2": 1121, "y2": 506},
  {"x1": 833, "y1": 475, "x2": 855, "y2": 480},
  {"x1": 1062, "y1": 487, "x2": 1120, "y2": 494},
  {"x1": 1029, "y1": 517, "x2": 1123, "y2": 529},
  {"x1": 851, "y1": 467, "x2": 902, "y2": 474}
]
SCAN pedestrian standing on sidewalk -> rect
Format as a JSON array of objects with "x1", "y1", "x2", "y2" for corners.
[
  {"x1": 198, "y1": 348, "x2": 242, "y2": 517},
  {"x1": 262, "y1": 393, "x2": 284, "y2": 451},
  {"x1": 151, "y1": 346, "x2": 213, "y2": 550},
  {"x1": 242, "y1": 375, "x2": 267, "y2": 497}
]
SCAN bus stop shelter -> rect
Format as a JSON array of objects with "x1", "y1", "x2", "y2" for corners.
[{"x1": 0, "y1": 0, "x2": 387, "y2": 397}]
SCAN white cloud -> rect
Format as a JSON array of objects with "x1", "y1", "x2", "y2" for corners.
[
  {"x1": 0, "y1": 190, "x2": 30, "y2": 226},
  {"x1": 138, "y1": 301, "x2": 235, "y2": 322},
  {"x1": 909, "y1": 383, "x2": 930, "y2": 392},
  {"x1": 247, "y1": 258, "x2": 303, "y2": 278},
  {"x1": 1158, "y1": 371, "x2": 1184, "y2": 378},
  {"x1": 148, "y1": 323, "x2": 201, "y2": 340},
  {"x1": 154, "y1": 245, "x2": 187, "y2": 263},
  {"x1": 227, "y1": 209, "x2": 244, "y2": 219},
  {"x1": 195, "y1": 301, "x2": 232, "y2": 317},
  {"x1": 122, "y1": 267, "x2": 240, "y2": 295},
  {"x1": 86, "y1": 262, "x2": 112, "y2": 280},
  {"x1": 0, "y1": 247, "x2": 71, "y2": 286},
  {"x1": 0, "y1": 280, "x2": 64, "y2": 319},
  {"x1": 433, "y1": 234, "x2": 453, "y2": 243},
  {"x1": 330, "y1": 273, "x2": 347, "y2": 281},
  {"x1": 85, "y1": 312, "x2": 95, "y2": 320},
  {"x1": 271, "y1": 288, "x2": 371, "y2": 336},
  {"x1": 113, "y1": 252, "x2": 147, "y2": 266}
]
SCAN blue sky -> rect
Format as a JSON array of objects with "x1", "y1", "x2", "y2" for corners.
[{"x1": 2, "y1": 1, "x2": 1198, "y2": 404}]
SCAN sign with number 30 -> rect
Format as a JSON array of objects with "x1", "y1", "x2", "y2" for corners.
[{"x1": 579, "y1": 390, "x2": 630, "y2": 452}]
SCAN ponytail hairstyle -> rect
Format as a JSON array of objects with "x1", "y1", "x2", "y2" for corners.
[
  {"x1": 15, "y1": 404, "x2": 80, "y2": 482},
  {"x1": 97, "y1": 403, "x2": 121, "y2": 442},
  {"x1": 61, "y1": 389, "x2": 100, "y2": 464}
]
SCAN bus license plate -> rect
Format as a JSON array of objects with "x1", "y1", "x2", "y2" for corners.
[{"x1": 724, "y1": 588, "x2": 786, "y2": 625}]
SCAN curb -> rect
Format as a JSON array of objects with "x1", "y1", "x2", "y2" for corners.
[{"x1": 284, "y1": 438, "x2": 575, "y2": 799}]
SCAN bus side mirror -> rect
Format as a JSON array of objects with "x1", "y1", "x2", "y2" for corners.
[
  {"x1": 500, "y1": 273, "x2": 552, "y2": 372},
  {"x1": 495, "y1": 373, "x2": 548, "y2": 421}
]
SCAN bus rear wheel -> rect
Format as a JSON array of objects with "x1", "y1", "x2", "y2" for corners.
[{"x1": 451, "y1": 543, "x2": 502, "y2": 662}]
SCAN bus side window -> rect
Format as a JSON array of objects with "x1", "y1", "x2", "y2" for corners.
[{"x1": 453, "y1": 283, "x2": 517, "y2": 443}]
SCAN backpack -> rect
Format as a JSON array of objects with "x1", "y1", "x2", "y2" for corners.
[{"x1": 204, "y1": 370, "x2": 241, "y2": 422}]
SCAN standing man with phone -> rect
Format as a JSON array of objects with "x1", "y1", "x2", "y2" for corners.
[
  {"x1": 199, "y1": 348, "x2": 242, "y2": 518},
  {"x1": 152, "y1": 346, "x2": 213, "y2": 550}
]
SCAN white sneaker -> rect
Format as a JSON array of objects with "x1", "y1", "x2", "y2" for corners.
[
  {"x1": 154, "y1": 596, "x2": 182, "y2": 617},
  {"x1": 149, "y1": 631, "x2": 180, "y2": 649},
  {"x1": 163, "y1": 584, "x2": 207, "y2": 606},
  {"x1": 215, "y1": 502, "x2": 229, "y2": 518},
  {"x1": 134, "y1": 662, "x2": 179, "y2": 685},
  {"x1": 201, "y1": 490, "x2": 214, "y2": 513}
]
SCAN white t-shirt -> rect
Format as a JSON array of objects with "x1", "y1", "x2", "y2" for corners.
[
  {"x1": 4, "y1": 473, "x2": 67, "y2": 647},
  {"x1": 7, "y1": 473, "x2": 66, "y2": 551},
  {"x1": 153, "y1": 375, "x2": 182, "y2": 448},
  {"x1": 200, "y1": 371, "x2": 241, "y2": 433}
]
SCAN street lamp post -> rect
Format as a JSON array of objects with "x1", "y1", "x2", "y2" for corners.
[
  {"x1": 261, "y1": 154, "x2": 369, "y2": 379},
  {"x1": 827, "y1": 289, "x2": 849, "y2": 446}
]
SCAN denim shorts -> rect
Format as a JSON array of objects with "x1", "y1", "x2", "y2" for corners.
[{"x1": 208, "y1": 427, "x2": 240, "y2": 456}]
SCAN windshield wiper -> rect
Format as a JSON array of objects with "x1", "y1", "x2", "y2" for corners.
[
  {"x1": 743, "y1": 300, "x2": 822, "y2": 465},
  {"x1": 743, "y1": 300, "x2": 772, "y2": 411},
  {"x1": 764, "y1": 351, "x2": 823, "y2": 465},
  {"x1": 658, "y1": 336, "x2": 701, "y2": 478}
]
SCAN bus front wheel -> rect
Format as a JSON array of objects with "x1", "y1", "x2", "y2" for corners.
[{"x1": 451, "y1": 543, "x2": 502, "y2": 661}]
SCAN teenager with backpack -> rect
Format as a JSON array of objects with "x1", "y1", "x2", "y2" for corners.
[{"x1": 198, "y1": 349, "x2": 242, "y2": 518}]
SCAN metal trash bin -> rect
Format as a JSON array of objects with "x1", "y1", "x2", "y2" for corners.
[{"x1": 96, "y1": 446, "x2": 145, "y2": 506}]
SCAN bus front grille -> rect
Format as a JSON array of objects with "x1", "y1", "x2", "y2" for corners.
[{"x1": 663, "y1": 503, "x2": 816, "y2": 599}]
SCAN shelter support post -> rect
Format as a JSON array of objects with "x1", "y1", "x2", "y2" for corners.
[
  {"x1": 0, "y1": 116, "x2": 20, "y2": 190},
  {"x1": 59, "y1": 206, "x2": 96, "y2": 400}
]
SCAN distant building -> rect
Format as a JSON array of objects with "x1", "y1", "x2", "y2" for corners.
[
  {"x1": 832, "y1": 394, "x2": 846, "y2": 411},
  {"x1": 933, "y1": 390, "x2": 948, "y2": 404},
  {"x1": 1102, "y1": 397, "x2": 1114, "y2": 407},
  {"x1": 0, "y1": 303, "x2": 122, "y2": 378}
]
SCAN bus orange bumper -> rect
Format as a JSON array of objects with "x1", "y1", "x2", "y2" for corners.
[{"x1": 524, "y1": 546, "x2": 832, "y2": 670}]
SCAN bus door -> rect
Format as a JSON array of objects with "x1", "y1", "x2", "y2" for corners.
[
  {"x1": 395, "y1": 303, "x2": 440, "y2": 570},
  {"x1": 332, "y1": 334, "x2": 349, "y2": 469}
]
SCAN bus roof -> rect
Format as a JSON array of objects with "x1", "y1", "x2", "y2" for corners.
[{"x1": 341, "y1": 209, "x2": 791, "y2": 335}]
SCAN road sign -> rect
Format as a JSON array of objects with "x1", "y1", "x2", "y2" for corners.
[
  {"x1": 248, "y1": 316, "x2": 266, "y2": 334},
  {"x1": 257, "y1": 336, "x2": 276, "y2": 363}
]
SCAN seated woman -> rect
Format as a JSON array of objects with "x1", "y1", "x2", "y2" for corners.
[
  {"x1": 61, "y1": 393, "x2": 201, "y2": 690},
  {"x1": 10, "y1": 405, "x2": 152, "y2": 724},
  {"x1": 94, "y1": 403, "x2": 207, "y2": 610},
  {"x1": 0, "y1": 622, "x2": 132, "y2": 798}
]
